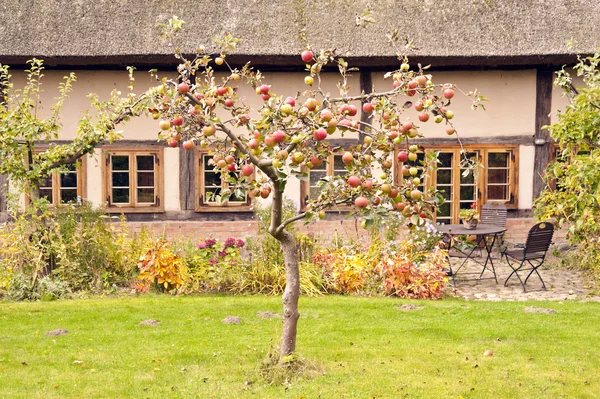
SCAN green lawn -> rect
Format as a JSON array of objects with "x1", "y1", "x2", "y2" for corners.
[{"x1": 0, "y1": 296, "x2": 598, "y2": 398}]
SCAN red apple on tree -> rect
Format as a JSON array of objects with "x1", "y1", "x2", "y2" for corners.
[
  {"x1": 177, "y1": 82, "x2": 190, "y2": 94},
  {"x1": 354, "y1": 196, "x2": 369, "y2": 208},
  {"x1": 397, "y1": 151, "x2": 408, "y2": 162},
  {"x1": 272, "y1": 130, "x2": 286, "y2": 143},
  {"x1": 342, "y1": 151, "x2": 354, "y2": 165},
  {"x1": 182, "y1": 140, "x2": 195, "y2": 150},
  {"x1": 241, "y1": 164, "x2": 254, "y2": 176},
  {"x1": 259, "y1": 84, "x2": 270, "y2": 95},
  {"x1": 310, "y1": 156, "x2": 322, "y2": 167},
  {"x1": 347, "y1": 175, "x2": 361, "y2": 187},
  {"x1": 313, "y1": 128, "x2": 327, "y2": 141},
  {"x1": 301, "y1": 50, "x2": 314, "y2": 63},
  {"x1": 362, "y1": 102, "x2": 374, "y2": 113}
]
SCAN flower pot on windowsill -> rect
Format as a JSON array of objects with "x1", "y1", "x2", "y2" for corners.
[{"x1": 462, "y1": 218, "x2": 478, "y2": 230}]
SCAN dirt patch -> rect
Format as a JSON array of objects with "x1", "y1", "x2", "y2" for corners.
[
  {"x1": 139, "y1": 319, "x2": 160, "y2": 326},
  {"x1": 523, "y1": 306, "x2": 557, "y2": 314},
  {"x1": 222, "y1": 316, "x2": 242, "y2": 324},
  {"x1": 257, "y1": 311, "x2": 280, "y2": 319},
  {"x1": 396, "y1": 304, "x2": 424, "y2": 311},
  {"x1": 45, "y1": 329, "x2": 69, "y2": 336}
]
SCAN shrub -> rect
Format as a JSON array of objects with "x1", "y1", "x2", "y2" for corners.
[
  {"x1": 181, "y1": 237, "x2": 246, "y2": 293},
  {"x1": 377, "y1": 242, "x2": 448, "y2": 299},
  {"x1": 136, "y1": 238, "x2": 187, "y2": 292}
]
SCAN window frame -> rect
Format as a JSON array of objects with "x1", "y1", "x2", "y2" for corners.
[
  {"x1": 195, "y1": 150, "x2": 252, "y2": 212},
  {"x1": 102, "y1": 147, "x2": 164, "y2": 213},
  {"x1": 26, "y1": 153, "x2": 86, "y2": 206},
  {"x1": 300, "y1": 152, "x2": 351, "y2": 212},
  {"x1": 395, "y1": 144, "x2": 519, "y2": 223}
]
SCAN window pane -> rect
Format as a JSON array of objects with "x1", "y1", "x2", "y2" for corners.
[
  {"x1": 204, "y1": 171, "x2": 220, "y2": 187},
  {"x1": 440, "y1": 188, "x2": 452, "y2": 200},
  {"x1": 310, "y1": 187, "x2": 322, "y2": 199},
  {"x1": 333, "y1": 155, "x2": 346, "y2": 171},
  {"x1": 488, "y1": 169, "x2": 508, "y2": 184},
  {"x1": 488, "y1": 152, "x2": 508, "y2": 167},
  {"x1": 204, "y1": 187, "x2": 220, "y2": 203},
  {"x1": 438, "y1": 152, "x2": 453, "y2": 168},
  {"x1": 60, "y1": 189, "x2": 77, "y2": 203},
  {"x1": 437, "y1": 170, "x2": 451, "y2": 185},
  {"x1": 488, "y1": 185, "x2": 508, "y2": 200},
  {"x1": 40, "y1": 189, "x2": 53, "y2": 204},
  {"x1": 112, "y1": 172, "x2": 129, "y2": 187},
  {"x1": 438, "y1": 202, "x2": 451, "y2": 217},
  {"x1": 137, "y1": 172, "x2": 154, "y2": 187},
  {"x1": 309, "y1": 171, "x2": 327, "y2": 187},
  {"x1": 112, "y1": 188, "x2": 130, "y2": 203},
  {"x1": 112, "y1": 155, "x2": 129, "y2": 171},
  {"x1": 137, "y1": 188, "x2": 155, "y2": 203},
  {"x1": 230, "y1": 191, "x2": 246, "y2": 202},
  {"x1": 39, "y1": 177, "x2": 52, "y2": 189},
  {"x1": 460, "y1": 186, "x2": 475, "y2": 201},
  {"x1": 460, "y1": 170, "x2": 475, "y2": 184},
  {"x1": 137, "y1": 155, "x2": 155, "y2": 171},
  {"x1": 60, "y1": 172, "x2": 77, "y2": 188}
]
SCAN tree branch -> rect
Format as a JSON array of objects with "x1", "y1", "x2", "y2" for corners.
[
  {"x1": 275, "y1": 212, "x2": 308, "y2": 236},
  {"x1": 46, "y1": 95, "x2": 148, "y2": 170}
]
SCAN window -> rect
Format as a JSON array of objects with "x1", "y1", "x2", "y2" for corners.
[
  {"x1": 395, "y1": 146, "x2": 518, "y2": 223},
  {"x1": 25, "y1": 151, "x2": 86, "y2": 206},
  {"x1": 300, "y1": 153, "x2": 348, "y2": 210},
  {"x1": 38, "y1": 162, "x2": 85, "y2": 205},
  {"x1": 103, "y1": 148, "x2": 163, "y2": 212},
  {"x1": 196, "y1": 151, "x2": 250, "y2": 211}
]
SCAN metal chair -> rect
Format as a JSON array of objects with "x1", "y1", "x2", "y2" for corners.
[
  {"x1": 476, "y1": 202, "x2": 508, "y2": 258},
  {"x1": 503, "y1": 222, "x2": 554, "y2": 292},
  {"x1": 481, "y1": 202, "x2": 507, "y2": 227}
]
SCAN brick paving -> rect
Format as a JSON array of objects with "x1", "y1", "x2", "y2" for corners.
[{"x1": 446, "y1": 253, "x2": 600, "y2": 302}]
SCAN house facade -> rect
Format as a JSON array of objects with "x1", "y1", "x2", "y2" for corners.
[{"x1": 1, "y1": 0, "x2": 599, "y2": 242}]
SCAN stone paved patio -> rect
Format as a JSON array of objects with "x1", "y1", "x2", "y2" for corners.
[{"x1": 445, "y1": 253, "x2": 600, "y2": 302}]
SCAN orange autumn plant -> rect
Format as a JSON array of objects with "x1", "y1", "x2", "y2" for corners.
[
  {"x1": 136, "y1": 239, "x2": 188, "y2": 292},
  {"x1": 377, "y1": 242, "x2": 449, "y2": 299},
  {"x1": 312, "y1": 248, "x2": 374, "y2": 294}
]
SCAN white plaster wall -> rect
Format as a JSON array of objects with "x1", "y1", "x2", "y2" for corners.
[
  {"x1": 518, "y1": 145, "x2": 535, "y2": 210},
  {"x1": 163, "y1": 148, "x2": 180, "y2": 211},
  {"x1": 372, "y1": 70, "x2": 537, "y2": 138},
  {"x1": 10, "y1": 70, "x2": 177, "y2": 140},
  {"x1": 550, "y1": 73, "x2": 584, "y2": 125}
]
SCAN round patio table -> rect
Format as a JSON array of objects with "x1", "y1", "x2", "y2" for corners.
[{"x1": 437, "y1": 223, "x2": 507, "y2": 284}]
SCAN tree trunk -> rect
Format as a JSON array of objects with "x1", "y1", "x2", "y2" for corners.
[
  {"x1": 278, "y1": 230, "x2": 300, "y2": 360},
  {"x1": 268, "y1": 186, "x2": 300, "y2": 362}
]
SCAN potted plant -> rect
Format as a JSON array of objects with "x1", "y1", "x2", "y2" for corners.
[{"x1": 459, "y1": 202, "x2": 479, "y2": 230}]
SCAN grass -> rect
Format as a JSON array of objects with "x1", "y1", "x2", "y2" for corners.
[{"x1": 0, "y1": 295, "x2": 599, "y2": 398}]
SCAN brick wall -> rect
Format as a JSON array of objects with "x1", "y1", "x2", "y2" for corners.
[
  {"x1": 504, "y1": 218, "x2": 567, "y2": 243},
  {"x1": 125, "y1": 217, "x2": 564, "y2": 244},
  {"x1": 126, "y1": 218, "x2": 371, "y2": 244}
]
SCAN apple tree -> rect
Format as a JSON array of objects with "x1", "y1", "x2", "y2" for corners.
[
  {"x1": 149, "y1": 17, "x2": 483, "y2": 362},
  {"x1": 535, "y1": 49, "x2": 600, "y2": 276}
]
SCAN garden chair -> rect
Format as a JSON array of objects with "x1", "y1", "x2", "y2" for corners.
[
  {"x1": 478, "y1": 201, "x2": 508, "y2": 256},
  {"x1": 480, "y1": 201, "x2": 507, "y2": 227},
  {"x1": 503, "y1": 222, "x2": 554, "y2": 292}
]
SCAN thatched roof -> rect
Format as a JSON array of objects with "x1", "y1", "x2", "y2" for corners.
[{"x1": 0, "y1": 0, "x2": 599, "y2": 68}]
